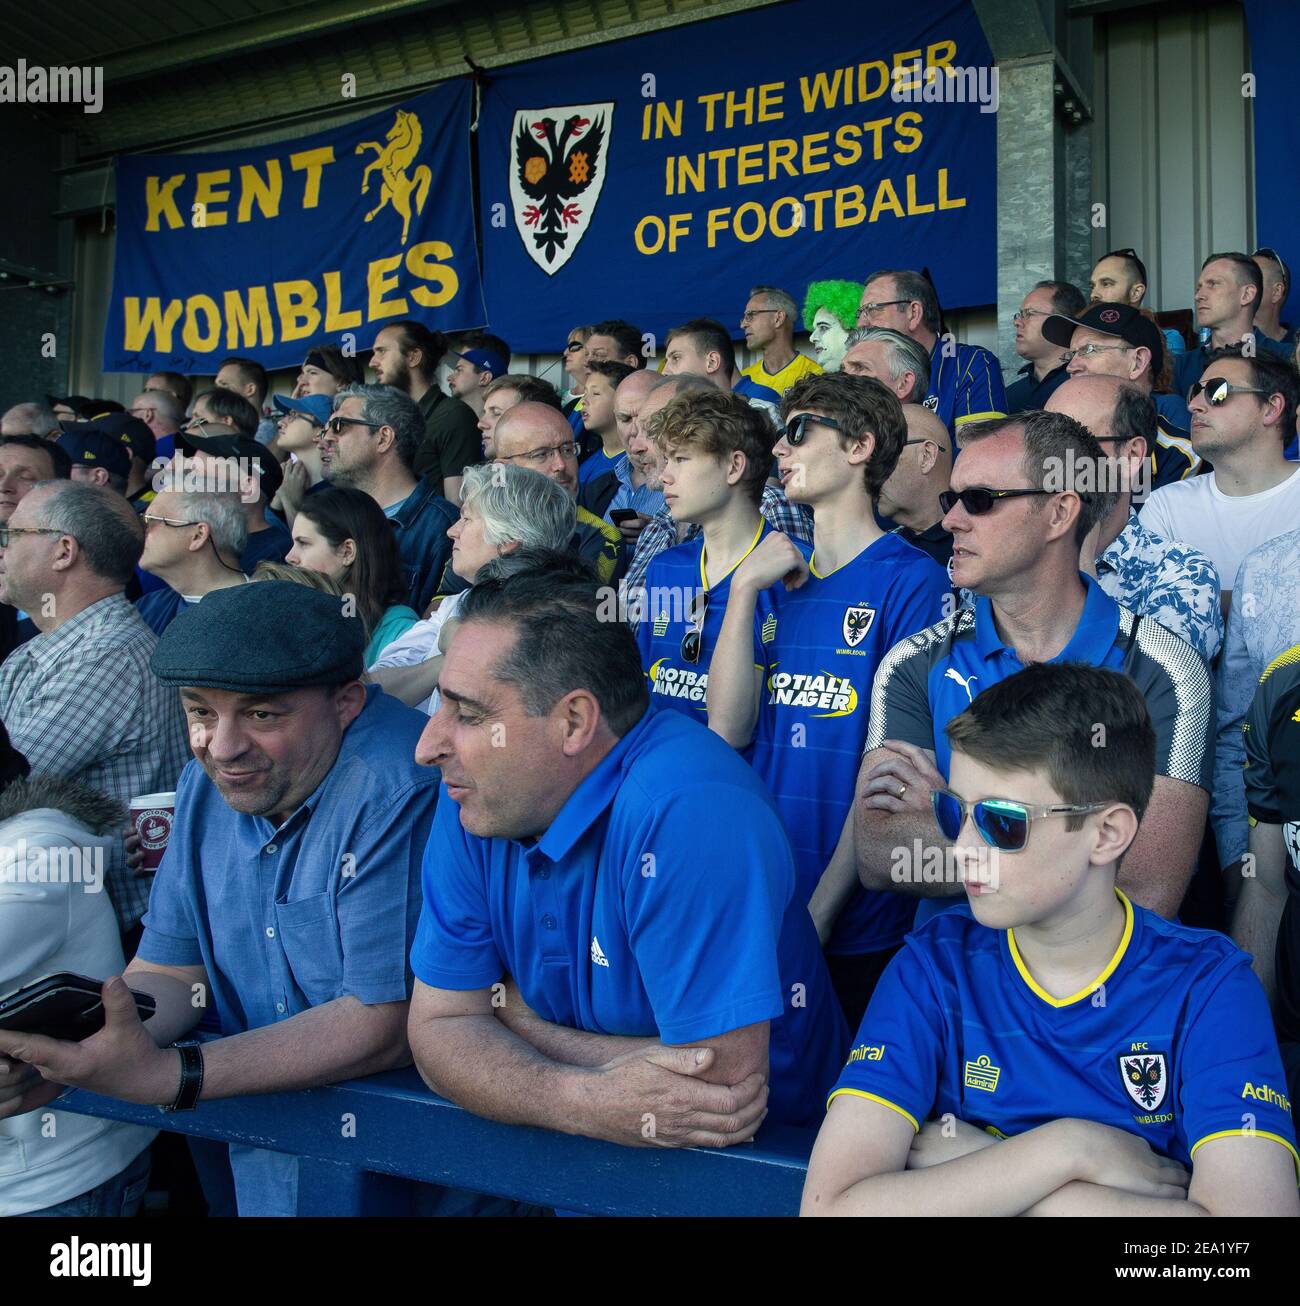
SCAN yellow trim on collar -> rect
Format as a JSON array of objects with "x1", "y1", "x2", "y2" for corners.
[
  {"x1": 700, "y1": 519, "x2": 765, "y2": 591},
  {"x1": 954, "y1": 410, "x2": 1006, "y2": 426},
  {"x1": 826, "y1": 1087, "x2": 920, "y2": 1132},
  {"x1": 1007, "y1": 889, "x2": 1134, "y2": 1008}
]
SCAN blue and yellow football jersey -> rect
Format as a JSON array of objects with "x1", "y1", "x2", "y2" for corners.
[
  {"x1": 749, "y1": 532, "x2": 949, "y2": 956},
  {"x1": 636, "y1": 522, "x2": 776, "y2": 720},
  {"x1": 829, "y1": 892, "x2": 1299, "y2": 1177},
  {"x1": 737, "y1": 351, "x2": 822, "y2": 406},
  {"x1": 925, "y1": 339, "x2": 1006, "y2": 436}
]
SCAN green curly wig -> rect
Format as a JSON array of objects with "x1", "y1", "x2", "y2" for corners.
[{"x1": 802, "y1": 279, "x2": 863, "y2": 333}]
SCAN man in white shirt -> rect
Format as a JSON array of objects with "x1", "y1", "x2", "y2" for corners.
[{"x1": 1139, "y1": 347, "x2": 1300, "y2": 618}]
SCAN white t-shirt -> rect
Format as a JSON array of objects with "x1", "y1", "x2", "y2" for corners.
[
  {"x1": 368, "y1": 590, "x2": 467, "y2": 716},
  {"x1": 1138, "y1": 466, "x2": 1300, "y2": 595},
  {"x1": 0, "y1": 808, "x2": 156, "y2": 1216}
]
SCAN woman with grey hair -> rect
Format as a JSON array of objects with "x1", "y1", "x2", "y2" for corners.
[{"x1": 367, "y1": 462, "x2": 575, "y2": 711}]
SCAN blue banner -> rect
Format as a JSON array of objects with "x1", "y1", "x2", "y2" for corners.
[
  {"x1": 477, "y1": 0, "x2": 997, "y2": 352},
  {"x1": 1244, "y1": 0, "x2": 1299, "y2": 331},
  {"x1": 104, "y1": 82, "x2": 484, "y2": 374}
]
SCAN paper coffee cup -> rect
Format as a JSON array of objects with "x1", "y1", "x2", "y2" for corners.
[{"x1": 129, "y1": 792, "x2": 176, "y2": 871}]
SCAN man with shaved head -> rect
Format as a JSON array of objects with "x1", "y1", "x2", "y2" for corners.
[
  {"x1": 604, "y1": 370, "x2": 668, "y2": 546},
  {"x1": 1045, "y1": 374, "x2": 1222, "y2": 662},
  {"x1": 493, "y1": 402, "x2": 623, "y2": 583},
  {"x1": 875, "y1": 405, "x2": 954, "y2": 570},
  {"x1": 0, "y1": 480, "x2": 190, "y2": 934},
  {"x1": 0, "y1": 402, "x2": 61, "y2": 438}
]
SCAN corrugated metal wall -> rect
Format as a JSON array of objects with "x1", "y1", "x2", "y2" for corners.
[{"x1": 1092, "y1": 1, "x2": 1255, "y2": 315}]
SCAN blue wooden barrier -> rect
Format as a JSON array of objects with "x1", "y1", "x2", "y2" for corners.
[{"x1": 58, "y1": 1068, "x2": 816, "y2": 1216}]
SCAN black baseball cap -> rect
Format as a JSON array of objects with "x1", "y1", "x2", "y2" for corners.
[
  {"x1": 1041, "y1": 302, "x2": 1165, "y2": 374},
  {"x1": 66, "y1": 411, "x2": 157, "y2": 464},
  {"x1": 56, "y1": 427, "x2": 133, "y2": 479},
  {"x1": 176, "y1": 431, "x2": 283, "y2": 500}
]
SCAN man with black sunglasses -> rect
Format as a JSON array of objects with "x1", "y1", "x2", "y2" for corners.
[
  {"x1": 854, "y1": 410, "x2": 1213, "y2": 928},
  {"x1": 707, "y1": 374, "x2": 949, "y2": 1028},
  {"x1": 1140, "y1": 347, "x2": 1300, "y2": 620}
]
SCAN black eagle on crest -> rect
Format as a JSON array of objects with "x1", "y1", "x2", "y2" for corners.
[
  {"x1": 1121, "y1": 1055, "x2": 1164, "y2": 1109},
  {"x1": 514, "y1": 113, "x2": 606, "y2": 264}
]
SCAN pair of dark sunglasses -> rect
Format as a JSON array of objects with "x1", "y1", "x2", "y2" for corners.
[
  {"x1": 784, "y1": 412, "x2": 847, "y2": 446},
  {"x1": 680, "y1": 590, "x2": 709, "y2": 665},
  {"x1": 932, "y1": 789, "x2": 1109, "y2": 853},
  {"x1": 937, "y1": 487, "x2": 1053, "y2": 516},
  {"x1": 1187, "y1": 376, "x2": 1274, "y2": 407}
]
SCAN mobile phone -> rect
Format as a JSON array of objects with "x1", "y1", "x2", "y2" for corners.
[
  {"x1": 0, "y1": 973, "x2": 157, "y2": 1041},
  {"x1": 609, "y1": 509, "x2": 640, "y2": 526}
]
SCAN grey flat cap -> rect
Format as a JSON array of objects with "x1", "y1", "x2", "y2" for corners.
[{"x1": 151, "y1": 581, "x2": 365, "y2": 693}]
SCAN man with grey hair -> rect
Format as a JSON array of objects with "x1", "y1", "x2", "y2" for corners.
[
  {"x1": 841, "y1": 327, "x2": 931, "y2": 403},
  {"x1": 1005, "y1": 280, "x2": 1084, "y2": 413},
  {"x1": 0, "y1": 402, "x2": 61, "y2": 438},
  {"x1": 135, "y1": 489, "x2": 249, "y2": 634},
  {"x1": 737, "y1": 284, "x2": 822, "y2": 406},
  {"x1": 370, "y1": 464, "x2": 575, "y2": 712},
  {"x1": 856, "y1": 267, "x2": 1006, "y2": 436},
  {"x1": 323, "y1": 383, "x2": 457, "y2": 614},
  {"x1": 128, "y1": 386, "x2": 186, "y2": 464},
  {"x1": 0, "y1": 480, "x2": 190, "y2": 936}
]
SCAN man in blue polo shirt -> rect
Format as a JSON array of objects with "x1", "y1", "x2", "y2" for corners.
[
  {"x1": 856, "y1": 268, "x2": 1006, "y2": 438},
  {"x1": 0, "y1": 584, "x2": 485, "y2": 1217},
  {"x1": 407, "y1": 565, "x2": 847, "y2": 1142},
  {"x1": 853, "y1": 410, "x2": 1213, "y2": 925},
  {"x1": 707, "y1": 374, "x2": 949, "y2": 1028}
]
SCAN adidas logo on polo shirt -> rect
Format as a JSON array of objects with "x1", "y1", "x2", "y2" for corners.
[{"x1": 590, "y1": 936, "x2": 609, "y2": 968}]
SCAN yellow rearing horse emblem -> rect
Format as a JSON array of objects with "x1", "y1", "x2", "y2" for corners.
[{"x1": 355, "y1": 110, "x2": 432, "y2": 246}]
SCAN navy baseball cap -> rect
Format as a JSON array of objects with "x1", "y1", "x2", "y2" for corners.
[
  {"x1": 56, "y1": 427, "x2": 132, "y2": 479},
  {"x1": 1041, "y1": 302, "x2": 1165, "y2": 374},
  {"x1": 67, "y1": 411, "x2": 157, "y2": 465},
  {"x1": 176, "y1": 431, "x2": 283, "y2": 500},
  {"x1": 273, "y1": 393, "x2": 334, "y2": 427},
  {"x1": 455, "y1": 348, "x2": 509, "y2": 379}
]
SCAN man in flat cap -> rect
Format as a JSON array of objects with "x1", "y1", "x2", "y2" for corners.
[{"x1": 0, "y1": 581, "x2": 477, "y2": 1216}]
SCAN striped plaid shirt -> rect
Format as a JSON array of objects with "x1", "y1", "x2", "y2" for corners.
[
  {"x1": 0, "y1": 593, "x2": 191, "y2": 930},
  {"x1": 621, "y1": 483, "x2": 814, "y2": 600}
]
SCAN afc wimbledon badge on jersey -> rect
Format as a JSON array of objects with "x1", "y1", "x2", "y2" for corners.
[
  {"x1": 1119, "y1": 1052, "x2": 1168, "y2": 1111},
  {"x1": 842, "y1": 604, "x2": 876, "y2": 648},
  {"x1": 510, "y1": 104, "x2": 613, "y2": 275}
]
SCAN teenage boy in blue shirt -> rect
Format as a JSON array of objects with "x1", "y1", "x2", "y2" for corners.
[
  {"x1": 707, "y1": 373, "x2": 949, "y2": 1027},
  {"x1": 803, "y1": 663, "x2": 1299, "y2": 1217},
  {"x1": 636, "y1": 389, "x2": 787, "y2": 722}
]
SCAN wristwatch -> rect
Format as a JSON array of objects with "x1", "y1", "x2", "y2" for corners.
[{"x1": 162, "y1": 1042, "x2": 204, "y2": 1112}]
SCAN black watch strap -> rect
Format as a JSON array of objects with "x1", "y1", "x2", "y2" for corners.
[{"x1": 164, "y1": 1042, "x2": 204, "y2": 1112}]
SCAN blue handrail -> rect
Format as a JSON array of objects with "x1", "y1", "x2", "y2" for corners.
[{"x1": 58, "y1": 1068, "x2": 815, "y2": 1216}]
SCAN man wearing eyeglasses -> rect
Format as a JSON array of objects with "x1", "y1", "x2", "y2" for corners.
[
  {"x1": 1173, "y1": 252, "x2": 1294, "y2": 399},
  {"x1": 736, "y1": 285, "x2": 822, "y2": 407},
  {"x1": 1005, "y1": 281, "x2": 1085, "y2": 414},
  {"x1": 707, "y1": 374, "x2": 949, "y2": 1027},
  {"x1": 1252, "y1": 247, "x2": 1294, "y2": 348},
  {"x1": 875, "y1": 406, "x2": 956, "y2": 572},
  {"x1": 1141, "y1": 347, "x2": 1300, "y2": 620},
  {"x1": 491, "y1": 403, "x2": 623, "y2": 585},
  {"x1": 0, "y1": 481, "x2": 190, "y2": 937},
  {"x1": 1041, "y1": 302, "x2": 1200, "y2": 492},
  {"x1": 854, "y1": 410, "x2": 1213, "y2": 930},
  {"x1": 322, "y1": 384, "x2": 457, "y2": 615},
  {"x1": 1044, "y1": 375, "x2": 1222, "y2": 664},
  {"x1": 855, "y1": 268, "x2": 1006, "y2": 439},
  {"x1": 135, "y1": 489, "x2": 248, "y2": 635}
]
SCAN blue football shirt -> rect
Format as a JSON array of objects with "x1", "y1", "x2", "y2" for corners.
[
  {"x1": 410, "y1": 707, "x2": 848, "y2": 1128},
  {"x1": 749, "y1": 532, "x2": 950, "y2": 955},
  {"x1": 925, "y1": 339, "x2": 1007, "y2": 437},
  {"x1": 636, "y1": 521, "x2": 777, "y2": 721},
  {"x1": 829, "y1": 892, "x2": 1299, "y2": 1178}
]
